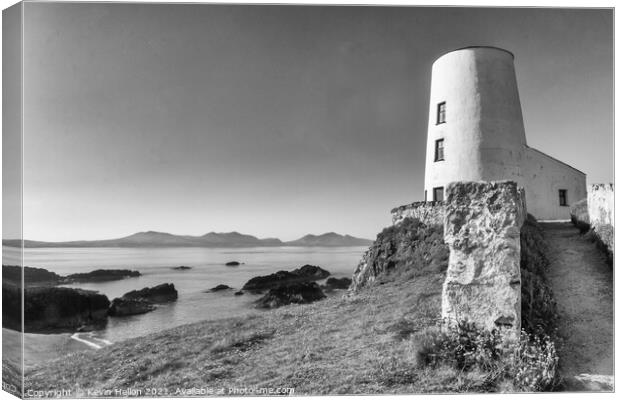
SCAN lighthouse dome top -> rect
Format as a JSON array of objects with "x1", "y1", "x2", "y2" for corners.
[{"x1": 434, "y1": 46, "x2": 515, "y2": 64}]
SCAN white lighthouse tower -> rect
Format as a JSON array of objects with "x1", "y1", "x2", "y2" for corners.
[
  {"x1": 423, "y1": 46, "x2": 585, "y2": 220},
  {"x1": 424, "y1": 46, "x2": 527, "y2": 202}
]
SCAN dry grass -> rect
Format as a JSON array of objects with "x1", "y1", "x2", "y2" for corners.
[
  {"x1": 25, "y1": 274, "x2": 451, "y2": 395},
  {"x1": 2, "y1": 359, "x2": 22, "y2": 397}
]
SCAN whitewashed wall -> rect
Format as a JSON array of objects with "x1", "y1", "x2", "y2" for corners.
[
  {"x1": 588, "y1": 184, "x2": 614, "y2": 229},
  {"x1": 522, "y1": 147, "x2": 586, "y2": 220}
]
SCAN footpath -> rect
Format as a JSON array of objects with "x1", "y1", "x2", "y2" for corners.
[{"x1": 542, "y1": 222, "x2": 613, "y2": 391}]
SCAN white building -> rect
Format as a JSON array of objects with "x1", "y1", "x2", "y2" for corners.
[{"x1": 424, "y1": 46, "x2": 586, "y2": 220}]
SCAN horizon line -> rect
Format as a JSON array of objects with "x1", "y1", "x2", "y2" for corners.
[{"x1": 2, "y1": 229, "x2": 373, "y2": 243}]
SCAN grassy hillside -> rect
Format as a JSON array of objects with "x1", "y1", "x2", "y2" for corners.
[
  {"x1": 24, "y1": 217, "x2": 560, "y2": 395},
  {"x1": 26, "y1": 274, "x2": 451, "y2": 395}
]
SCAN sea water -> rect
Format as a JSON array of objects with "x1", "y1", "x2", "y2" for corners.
[{"x1": 2, "y1": 246, "x2": 366, "y2": 365}]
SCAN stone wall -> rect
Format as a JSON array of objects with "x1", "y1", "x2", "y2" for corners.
[
  {"x1": 391, "y1": 201, "x2": 445, "y2": 226},
  {"x1": 442, "y1": 181, "x2": 525, "y2": 335},
  {"x1": 588, "y1": 184, "x2": 614, "y2": 229},
  {"x1": 587, "y1": 183, "x2": 614, "y2": 258}
]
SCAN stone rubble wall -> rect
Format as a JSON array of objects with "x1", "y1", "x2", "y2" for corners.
[
  {"x1": 390, "y1": 201, "x2": 445, "y2": 226},
  {"x1": 587, "y1": 183, "x2": 614, "y2": 257},
  {"x1": 588, "y1": 184, "x2": 614, "y2": 230},
  {"x1": 441, "y1": 181, "x2": 525, "y2": 335}
]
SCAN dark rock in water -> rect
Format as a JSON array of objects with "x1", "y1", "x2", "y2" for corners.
[
  {"x1": 225, "y1": 261, "x2": 241, "y2": 266},
  {"x1": 122, "y1": 283, "x2": 178, "y2": 303},
  {"x1": 108, "y1": 297, "x2": 155, "y2": 317},
  {"x1": 234, "y1": 291, "x2": 244, "y2": 296},
  {"x1": 294, "y1": 264, "x2": 331, "y2": 280},
  {"x1": 109, "y1": 283, "x2": 177, "y2": 316},
  {"x1": 209, "y1": 284, "x2": 232, "y2": 292},
  {"x1": 325, "y1": 277, "x2": 352, "y2": 290},
  {"x1": 255, "y1": 282, "x2": 326, "y2": 309},
  {"x1": 3, "y1": 283, "x2": 110, "y2": 333},
  {"x1": 172, "y1": 266, "x2": 192, "y2": 270},
  {"x1": 66, "y1": 269, "x2": 141, "y2": 283},
  {"x1": 242, "y1": 264, "x2": 330, "y2": 292},
  {"x1": 3, "y1": 265, "x2": 63, "y2": 287}
]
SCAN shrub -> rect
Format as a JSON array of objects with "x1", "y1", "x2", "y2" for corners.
[
  {"x1": 520, "y1": 214, "x2": 557, "y2": 336},
  {"x1": 571, "y1": 217, "x2": 591, "y2": 234},
  {"x1": 412, "y1": 321, "x2": 560, "y2": 392},
  {"x1": 209, "y1": 330, "x2": 274, "y2": 353},
  {"x1": 511, "y1": 330, "x2": 560, "y2": 392},
  {"x1": 413, "y1": 321, "x2": 504, "y2": 371},
  {"x1": 586, "y1": 225, "x2": 614, "y2": 267},
  {"x1": 569, "y1": 198, "x2": 590, "y2": 233}
]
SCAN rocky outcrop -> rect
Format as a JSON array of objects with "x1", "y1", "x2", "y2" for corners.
[
  {"x1": 324, "y1": 277, "x2": 352, "y2": 290},
  {"x1": 350, "y1": 217, "x2": 448, "y2": 293},
  {"x1": 442, "y1": 181, "x2": 525, "y2": 335},
  {"x1": 108, "y1": 297, "x2": 155, "y2": 317},
  {"x1": 242, "y1": 265, "x2": 330, "y2": 292},
  {"x1": 109, "y1": 283, "x2": 177, "y2": 316},
  {"x1": 209, "y1": 284, "x2": 233, "y2": 292},
  {"x1": 3, "y1": 284, "x2": 110, "y2": 333},
  {"x1": 122, "y1": 283, "x2": 178, "y2": 303},
  {"x1": 255, "y1": 282, "x2": 326, "y2": 309},
  {"x1": 3, "y1": 266, "x2": 142, "y2": 286},
  {"x1": 391, "y1": 201, "x2": 444, "y2": 226},
  {"x1": 66, "y1": 269, "x2": 141, "y2": 283},
  {"x1": 3, "y1": 265, "x2": 63, "y2": 286}
]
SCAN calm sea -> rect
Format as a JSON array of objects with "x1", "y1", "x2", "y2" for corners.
[{"x1": 2, "y1": 246, "x2": 366, "y2": 366}]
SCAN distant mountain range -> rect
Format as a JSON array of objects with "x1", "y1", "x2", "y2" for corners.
[
  {"x1": 286, "y1": 232, "x2": 372, "y2": 247},
  {"x1": 2, "y1": 231, "x2": 373, "y2": 248}
]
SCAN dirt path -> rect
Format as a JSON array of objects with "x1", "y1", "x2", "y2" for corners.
[{"x1": 541, "y1": 222, "x2": 613, "y2": 389}]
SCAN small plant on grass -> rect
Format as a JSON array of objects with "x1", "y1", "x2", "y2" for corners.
[
  {"x1": 511, "y1": 330, "x2": 560, "y2": 392},
  {"x1": 412, "y1": 321, "x2": 560, "y2": 392}
]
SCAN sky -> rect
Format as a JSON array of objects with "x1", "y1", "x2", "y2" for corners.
[{"x1": 10, "y1": 3, "x2": 614, "y2": 241}]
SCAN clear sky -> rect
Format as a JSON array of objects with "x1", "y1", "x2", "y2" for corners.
[{"x1": 18, "y1": 4, "x2": 613, "y2": 241}]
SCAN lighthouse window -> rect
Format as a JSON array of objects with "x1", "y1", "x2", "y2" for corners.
[
  {"x1": 434, "y1": 139, "x2": 445, "y2": 161},
  {"x1": 433, "y1": 186, "x2": 444, "y2": 202},
  {"x1": 437, "y1": 102, "x2": 446, "y2": 124},
  {"x1": 559, "y1": 189, "x2": 567, "y2": 206}
]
